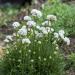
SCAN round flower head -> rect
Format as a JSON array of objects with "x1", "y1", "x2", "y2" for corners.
[
  {"x1": 6, "y1": 35, "x2": 13, "y2": 41},
  {"x1": 22, "y1": 38, "x2": 31, "y2": 44},
  {"x1": 27, "y1": 21, "x2": 36, "y2": 27},
  {"x1": 36, "y1": 32, "x2": 43, "y2": 38},
  {"x1": 18, "y1": 27, "x2": 27, "y2": 36},
  {"x1": 36, "y1": 25, "x2": 41, "y2": 30},
  {"x1": 35, "y1": 30, "x2": 39, "y2": 34},
  {"x1": 21, "y1": 26, "x2": 26, "y2": 29},
  {"x1": 47, "y1": 15, "x2": 57, "y2": 21},
  {"x1": 59, "y1": 30, "x2": 65, "y2": 39},
  {"x1": 54, "y1": 32, "x2": 59, "y2": 38},
  {"x1": 42, "y1": 29, "x2": 48, "y2": 35},
  {"x1": 4, "y1": 39, "x2": 9, "y2": 43},
  {"x1": 46, "y1": 27, "x2": 50, "y2": 33},
  {"x1": 12, "y1": 22, "x2": 20, "y2": 29},
  {"x1": 24, "y1": 16, "x2": 32, "y2": 21},
  {"x1": 51, "y1": 28, "x2": 54, "y2": 32},
  {"x1": 40, "y1": 27, "x2": 46, "y2": 31},
  {"x1": 40, "y1": 27, "x2": 48, "y2": 34},
  {"x1": 31, "y1": 9, "x2": 42, "y2": 18},
  {"x1": 42, "y1": 21, "x2": 49, "y2": 26},
  {"x1": 63, "y1": 37, "x2": 70, "y2": 45},
  {"x1": 59, "y1": 30, "x2": 65, "y2": 35}
]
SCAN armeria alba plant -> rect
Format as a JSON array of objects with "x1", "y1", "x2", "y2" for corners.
[
  {"x1": 0, "y1": 9, "x2": 70, "y2": 75},
  {"x1": 42, "y1": 2, "x2": 75, "y2": 36}
]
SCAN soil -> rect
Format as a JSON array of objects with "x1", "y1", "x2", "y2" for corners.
[{"x1": 62, "y1": 37, "x2": 75, "y2": 75}]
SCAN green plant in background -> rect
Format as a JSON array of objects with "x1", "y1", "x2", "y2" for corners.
[
  {"x1": 0, "y1": 9, "x2": 69, "y2": 75},
  {"x1": 66, "y1": 53, "x2": 75, "y2": 69},
  {"x1": 48, "y1": 0, "x2": 60, "y2": 3},
  {"x1": 0, "y1": 5, "x2": 19, "y2": 27},
  {"x1": 42, "y1": 1, "x2": 75, "y2": 36}
]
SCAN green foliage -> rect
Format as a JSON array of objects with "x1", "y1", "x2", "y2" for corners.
[
  {"x1": 0, "y1": 9, "x2": 65, "y2": 75},
  {"x1": 0, "y1": 5, "x2": 19, "y2": 26},
  {"x1": 42, "y1": 2, "x2": 75, "y2": 36},
  {"x1": 48, "y1": 0, "x2": 60, "y2": 4},
  {"x1": 66, "y1": 53, "x2": 75, "y2": 69},
  {"x1": 0, "y1": 39, "x2": 65, "y2": 75}
]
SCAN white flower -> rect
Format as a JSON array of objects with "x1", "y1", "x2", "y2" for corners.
[
  {"x1": 12, "y1": 22, "x2": 20, "y2": 29},
  {"x1": 42, "y1": 30, "x2": 48, "y2": 34},
  {"x1": 31, "y1": 9, "x2": 42, "y2": 18},
  {"x1": 41, "y1": 4, "x2": 45, "y2": 9},
  {"x1": 54, "y1": 51, "x2": 58, "y2": 55},
  {"x1": 4, "y1": 39, "x2": 9, "y2": 43},
  {"x1": 40, "y1": 27, "x2": 45, "y2": 31},
  {"x1": 47, "y1": 15, "x2": 57, "y2": 21},
  {"x1": 21, "y1": 26, "x2": 27, "y2": 29},
  {"x1": 22, "y1": 38, "x2": 31, "y2": 44},
  {"x1": 63, "y1": 37, "x2": 70, "y2": 45},
  {"x1": 59, "y1": 30, "x2": 65, "y2": 35},
  {"x1": 13, "y1": 33, "x2": 16, "y2": 36},
  {"x1": 36, "y1": 25, "x2": 41, "y2": 30},
  {"x1": 27, "y1": 21, "x2": 36, "y2": 27},
  {"x1": 50, "y1": 28, "x2": 54, "y2": 32},
  {"x1": 38, "y1": 56, "x2": 41, "y2": 60},
  {"x1": 28, "y1": 50, "x2": 31, "y2": 53},
  {"x1": 59, "y1": 34, "x2": 64, "y2": 39},
  {"x1": 30, "y1": 59, "x2": 34, "y2": 62},
  {"x1": 36, "y1": 33, "x2": 43, "y2": 38},
  {"x1": 56, "y1": 47, "x2": 59, "y2": 50},
  {"x1": 42, "y1": 21, "x2": 49, "y2": 26},
  {"x1": 35, "y1": 30, "x2": 39, "y2": 34},
  {"x1": 38, "y1": 41, "x2": 41, "y2": 44},
  {"x1": 54, "y1": 32, "x2": 59, "y2": 38},
  {"x1": 46, "y1": 27, "x2": 50, "y2": 32},
  {"x1": 37, "y1": 27, "x2": 48, "y2": 34},
  {"x1": 33, "y1": 51, "x2": 36, "y2": 54},
  {"x1": 42, "y1": 21, "x2": 51, "y2": 26},
  {"x1": 24, "y1": 16, "x2": 32, "y2": 21},
  {"x1": 44, "y1": 58, "x2": 47, "y2": 61},
  {"x1": 49, "y1": 56, "x2": 52, "y2": 59},
  {"x1": 40, "y1": 27, "x2": 48, "y2": 34},
  {"x1": 18, "y1": 27, "x2": 27, "y2": 36},
  {"x1": 4, "y1": 35, "x2": 13, "y2": 43},
  {"x1": 42, "y1": 27, "x2": 54, "y2": 33},
  {"x1": 18, "y1": 59, "x2": 21, "y2": 62},
  {"x1": 59, "y1": 30, "x2": 65, "y2": 39},
  {"x1": 6, "y1": 35, "x2": 13, "y2": 41}
]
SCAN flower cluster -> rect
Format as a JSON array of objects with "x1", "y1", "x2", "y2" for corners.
[
  {"x1": 54, "y1": 30, "x2": 70, "y2": 45},
  {"x1": 24, "y1": 16, "x2": 32, "y2": 21},
  {"x1": 4, "y1": 9, "x2": 70, "y2": 46},
  {"x1": 31, "y1": 9, "x2": 42, "y2": 18},
  {"x1": 4, "y1": 35, "x2": 13, "y2": 43},
  {"x1": 18, "y1": 26, "x2": 27, "y2": 36},
  {"x1": 12, "y1": 22, "x2": 20, "y2": 29},
  {"x1": 3, "y1": 9, "x2": 68, "y2": 75},
  {"x1": 47, "y1": 15, "x2": 57, "y2": 21}
]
